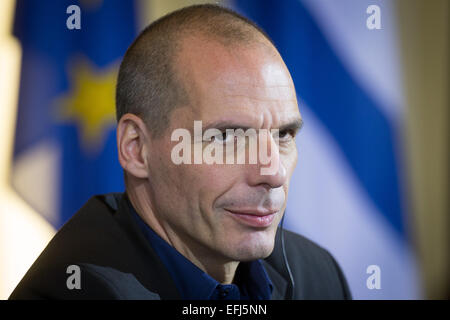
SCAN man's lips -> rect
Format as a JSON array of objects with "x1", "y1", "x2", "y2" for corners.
[{"x1": 223, "y1": 208, "x2": 278, "y2": 228}]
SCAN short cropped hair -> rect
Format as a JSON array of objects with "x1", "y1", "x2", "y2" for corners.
[{"x1": 115, "y1": 4, "x2": 275, "y2": 137}]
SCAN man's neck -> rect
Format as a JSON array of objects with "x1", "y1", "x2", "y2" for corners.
[{"x1": 126, "y1": 188, "x2": 239, "y2": 285}]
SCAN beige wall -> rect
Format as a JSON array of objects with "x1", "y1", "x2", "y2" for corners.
[{"x1": 396, "y1": 0, "x2": 449, "y2": 299}]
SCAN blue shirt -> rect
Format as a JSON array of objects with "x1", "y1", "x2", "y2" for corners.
[{"x1": 127, "y1": 199, "x2": 273, "y2": 300}]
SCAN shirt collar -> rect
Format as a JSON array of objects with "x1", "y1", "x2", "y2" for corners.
[{"x1": 127, "y1": 197, "x2": 273, "y2": 300}]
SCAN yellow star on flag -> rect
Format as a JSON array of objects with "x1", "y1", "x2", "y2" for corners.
[{"x1": 56, "y1": 59, "x2": 118, "y2": 153}]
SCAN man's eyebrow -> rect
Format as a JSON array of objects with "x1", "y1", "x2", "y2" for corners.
[
  {"x1": 279, "y1": 118, "x2": 304, "y2": 133},
  {"x1": 202, "y1": 118, "x2": 304, "y2": 132}
]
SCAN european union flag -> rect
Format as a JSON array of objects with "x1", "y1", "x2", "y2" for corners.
[{"x1": 12, "y1": 0, "x2": 138, "y2": 228}]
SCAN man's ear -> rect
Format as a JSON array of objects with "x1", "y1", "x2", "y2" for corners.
[{"x1": 117, "y1": 113, "x2": 150, "y2": 179}]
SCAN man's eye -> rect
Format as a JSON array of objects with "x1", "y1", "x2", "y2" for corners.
[{"x1": 278, "y1": 130, "x2": 294, "y2": 141}]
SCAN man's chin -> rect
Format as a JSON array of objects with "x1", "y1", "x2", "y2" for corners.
[{"x1": 227, "y1": 235, "x2": 276, "y2": 262}]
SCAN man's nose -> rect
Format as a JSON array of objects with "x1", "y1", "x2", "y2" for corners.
[{"x1": 246, "y1": 131, "x2": 287, "y2": 189}]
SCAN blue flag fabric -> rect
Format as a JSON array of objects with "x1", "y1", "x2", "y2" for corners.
[{"x1": 13, "y1": 0, "x2": 138, "y2": 228}]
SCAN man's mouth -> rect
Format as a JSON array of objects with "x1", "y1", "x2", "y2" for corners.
[{"x1": 223, "y1": 208, "x2": 277, "y2": 228}]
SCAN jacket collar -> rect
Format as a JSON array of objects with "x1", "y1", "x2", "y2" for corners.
[
  {"x1": 102, "y1": 192, "x2": 181, "y2": 299},
  {"x1": 261, "y1": 260, "x2": 289, "y2": 299}
]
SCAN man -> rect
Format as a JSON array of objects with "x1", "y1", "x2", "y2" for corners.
[{"x1": 10, "y1": 4, "x2": 351, "y2": 300}]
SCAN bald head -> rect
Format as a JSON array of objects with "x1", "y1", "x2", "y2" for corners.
[
  {"x1": 116, "y1": 4, "x2": 302, "y2": 275},
  {"x1": 115, "y1": 4, "x2": 279, "y2": 137}
]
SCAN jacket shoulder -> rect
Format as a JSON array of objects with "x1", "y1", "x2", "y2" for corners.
[
  {"x1": 9, "y1": 193, "x2": 178, "y2": 300},
  {"x1": 265, "y1": 228, "x2": 352, "y2": 300}
]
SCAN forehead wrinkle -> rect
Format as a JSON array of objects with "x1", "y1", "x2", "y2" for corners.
[
  {"x1": 222, "y1": 82, "x2": 296, "y2": 94},
  {"x1": 219, "y1": 81, "x2": 298, "y2": 104},
  {"x1": 200, "y1": 104, "x2": 300, "y2": 132},
  {"x1": 222, "y1": 93, "x2": 297, "y2": 103},
  {"x1": 201, "y1": 83, "x2": 299, "y2": 129}
]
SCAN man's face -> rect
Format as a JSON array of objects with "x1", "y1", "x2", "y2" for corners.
[{"x1": 145, "y1": 38, "x2": 302, "y2": 264}]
